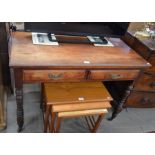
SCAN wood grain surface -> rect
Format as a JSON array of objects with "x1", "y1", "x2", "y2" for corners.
[
  {"x1": 52, "y1": 101, "x2": 111, "y2": 112},
  {"x1": 44, "y1": 82, "x2": 113, "y2": 105},
  {"x1": 134, "y1": 74, "x2": 155, "y2": 92},
  {"x1": 10, "y1": 32, "x2": 150, "y2": 69},
  {"x1": 126, "y1": 91, "x2": 155, "y2": 108},
  {"x1": 58, "y1": 109, "x2": 108, "y2": 117}
]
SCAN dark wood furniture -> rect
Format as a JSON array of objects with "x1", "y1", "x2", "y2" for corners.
[
  {"x1": 0, "y1": 23, "x2": 11, "y2": 88},
  {"x1": 9, "y1": 32, "x2": 150, "y2": 132},
  {"x1": 43, "y1": 82, "x2": 112, "y2": 133},
  {"x1": 0, "y1": 22, "x2": 11, "y2": 130},
  {"x1": 0, "y1": 59, "x2": 6, "y2": 130},
  {"x1": 122, "y1": 26, "x2": 155, "y2": 108}
]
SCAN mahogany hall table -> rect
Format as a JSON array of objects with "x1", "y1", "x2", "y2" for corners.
[{"x1": 9, "y1": 32, "x2": 150, "y2": 132}]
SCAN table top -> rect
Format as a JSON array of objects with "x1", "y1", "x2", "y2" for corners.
[
  {"x1": 44, "y1": 82, "x2": 112, "y2": 104},
  {"x1": 9, "y1": 32, "x2": 150, "y2": 69}
]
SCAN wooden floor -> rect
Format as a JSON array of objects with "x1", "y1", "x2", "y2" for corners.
[{"x1": 1, "y1": 84, "x2": 155, "y2": 133}]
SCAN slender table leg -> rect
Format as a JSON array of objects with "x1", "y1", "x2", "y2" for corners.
[
  {"x1": 44, "y1": 105, "x2": 51, "y2": 132},
  {"x1": 109, "y1": 84, "x2": 133, "y2": 121},
  {"x1": 92, "y1": 114, "x2": 104, "y2": 133},
  {"x1": 14, "y1": 69, "x2": 23, "y2": 132},
  {"x1": 55, "y1": 117, "x2": 62, "y2": 133}
]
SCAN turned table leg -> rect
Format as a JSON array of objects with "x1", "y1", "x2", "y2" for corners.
[
  {"x1": 16, "y1": 88, "x2": 24, "y2": 132},
  {"x1": 109, "y1": 84, "x2": 133, "y2": 121},
  {"x1": 14, "y1": 69, "x2": 24, "y2": 132}
]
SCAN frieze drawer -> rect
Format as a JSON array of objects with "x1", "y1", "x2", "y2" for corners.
[
  {"x1": 23, "y1": 70, "x2": 85, "y2": 82},
  {"x1": 89, "y1": 70, "x2": 140, "y2": 81}
]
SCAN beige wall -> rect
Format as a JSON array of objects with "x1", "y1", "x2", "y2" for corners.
[{"x1": 13, "y1": 22, "x2": 24, "y2": 30}]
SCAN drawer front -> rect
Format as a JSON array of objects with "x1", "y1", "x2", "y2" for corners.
[
  {"x1": 134, "y1": 74, "x2": 155, "y2": 92},
  {"x1": 89, "y1": 70, "x2": 139, "y2": 81},
  {"x1": 145, "y1": 56, "x2": 155, "y2": 74},
  {"x1": 23, "y1": 70, "x2": 85, "y2": 82},
  {"x1": 126, "y1": 91, "x2": 155, "y2": 108}
]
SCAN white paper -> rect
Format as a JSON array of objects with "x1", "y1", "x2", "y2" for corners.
[
  {"x1": 32, "y1": 32, "x2": 59, "y2": 46},
  {"x1": 78, "y1": 97, "x2": 85, "y2": 101},
  {"x1": 87, "y1": 36, "x2": 114, "y2": 47},
  {"x1": 83, "y1": 61, "x2": 90, "y2": 64}
]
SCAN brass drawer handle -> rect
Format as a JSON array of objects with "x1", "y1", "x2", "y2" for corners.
[
  {"x1": 48, "y1": 73, "x2": 63, "y2": 80},
  {"x1": 111, "y1": 74, "x2": 122, "y2": 79},
  {"x1": 150, "y1": 82, "x2": 155, "y2": 88},
  {"x1": 141, "y1": 98, "x2": 151, "y2": 104}
]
